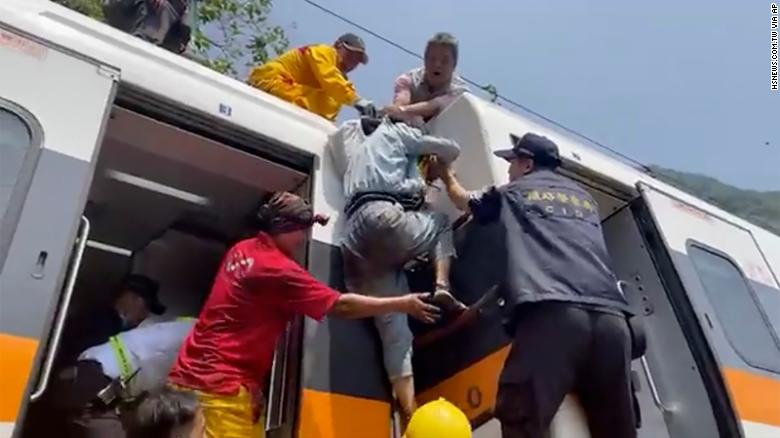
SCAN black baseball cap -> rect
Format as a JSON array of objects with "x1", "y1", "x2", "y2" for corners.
[
  {"x1": 335, "y1": 33, "x2": 368, "y2": 64},
  {"x1": 121, "y1": 274, "x2": 165, "y2": 315},
  {"x1": 494, "y1": 133, "x2": 561, "y2": 169}
]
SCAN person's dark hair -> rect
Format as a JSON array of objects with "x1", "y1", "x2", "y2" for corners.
[
  {"x1": 246, "y1": 192, "x2": 328, "y2": 236},
  {"x1": 238, "y1": 194, "x2": 275, "y2": 240},
  {"x1": 119, "y1": 274, "x2": 159, "y2": 297},
  {"x1": 425, "y1": 32, "x2": 459, "y2": 65},
  {"x1": 117, "y1": 274, "x2": 166, "y2": 315},
  {"x1": 126, "y1": 388, "x2": 198, "y2": 438},
  {"x1": 247, "y1": 192, "x2": 278, "y2": 232}
]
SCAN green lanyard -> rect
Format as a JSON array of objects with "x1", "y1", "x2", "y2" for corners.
[
  {"x1": 108, "y1": 335, "x2": 133, "y2": 381},
  {"x1": 109, "y1": 318, "x2": 194, "y2": 381}
]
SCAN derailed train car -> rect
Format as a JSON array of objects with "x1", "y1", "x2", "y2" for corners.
[{"x1": 1, "y1": 2, "x2": 778, "y2": 437}]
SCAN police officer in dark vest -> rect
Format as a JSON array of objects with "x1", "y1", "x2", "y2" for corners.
[{"x1": 436, "y1": 133, "x2": 636, "y2": 438}]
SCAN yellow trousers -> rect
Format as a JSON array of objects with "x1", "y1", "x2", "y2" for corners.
[
  {"x1": 248, "y1": 68, "x2": 341, "y2": 121},
  {"x1": 186, "y1": 386, "x2": 265, "y2": 438}
]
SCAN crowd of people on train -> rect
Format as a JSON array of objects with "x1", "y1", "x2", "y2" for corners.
[{"x1": 59, "y1": 5, "x2": 641, "y2": 436}]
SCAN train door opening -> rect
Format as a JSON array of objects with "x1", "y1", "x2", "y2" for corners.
[
  {"x1": 0, "y1": 27, "x2": 117, "y2": 438},
  {"x1": 18, "y1": 104, "x2": 312, "y2": 437},
  {"x1": 634, "y1": 183, "x2": 780, "y2": 437},
  {"x1": 408, "y1": 163, "x2": 728, "y2": 438},
  {"x1": 601, "y1": 196, "x2": 722, "y2": 438}
]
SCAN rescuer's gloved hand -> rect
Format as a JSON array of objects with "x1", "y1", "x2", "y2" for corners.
[{"x1": 353, "y1": 98, "x2": 377, "y2": 118}]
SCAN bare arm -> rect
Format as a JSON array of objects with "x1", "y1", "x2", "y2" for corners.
[
  {"x1": 395, "y1": 100, "x2": 441, "y2": 119},
  {"x1": 329, "y1": 293, "x2": 440, "y2": 323},
  {"x1": 414, "y1": 285, "x2": 498, "y2": 349},
  {"x1": 392, "y1": 73, "x2": 413, "y2": 106},
  {"x1": 440, "y1": 167, "x2": 472, "y2": 212},
  {"x1": 390, "y1": 71, "x2": 465, "y2": 120},
  {"x1": 268, "y1": 262, "x2": 438, "y2": 323},
  {"x1": 438, "y1": 164, "x2": 502, "y2": 223},
  {"x1": 397, "y1": 89, "x2": 464, "y2": 119},
  {"x1": 388, "y1": 72, "x2": 441, "y2": 121}
]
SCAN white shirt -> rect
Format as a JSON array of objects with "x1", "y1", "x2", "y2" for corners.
[
  {"x1": 328, "y1": 119, "x2": 366, "y2": 180},
  {"x1": 79, "y1": 319, "x2": 194, "y2": 395}
]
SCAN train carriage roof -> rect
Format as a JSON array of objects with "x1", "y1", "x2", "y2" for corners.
[{"x1": 3, "y1": 0, "x2": 778, "y2": 250}]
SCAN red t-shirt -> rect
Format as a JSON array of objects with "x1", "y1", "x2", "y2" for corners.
[{"x1": 169, "y1": 233, "x2": 340, "y2": 397}]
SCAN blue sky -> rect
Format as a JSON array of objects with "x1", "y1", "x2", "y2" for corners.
[{"x1": 268, "y1": 0, "x2": 779, "y2": 190}]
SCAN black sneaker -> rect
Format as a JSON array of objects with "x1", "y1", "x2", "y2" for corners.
[{"x1": 431, "y1": 288, "x2": 467, "y2": 313}]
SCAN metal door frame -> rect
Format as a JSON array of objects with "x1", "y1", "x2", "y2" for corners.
[{"x1": 633, "y1": 185, "x2": 743, "y2": 437}]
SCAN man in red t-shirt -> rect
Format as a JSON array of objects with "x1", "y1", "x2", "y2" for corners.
[{"x1": 168, "y1": 192, "x2": 439, "y2": 438}]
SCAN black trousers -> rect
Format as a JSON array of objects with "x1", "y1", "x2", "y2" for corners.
[
  {"x1": 65, "y1": 361, "x2": 127, "y2": 438},
  {"x1": 103, "y1": 0, "x2": 189, "y2": 53},
  {"x1": 495, "y1": 302, "x2": 637, "y2": 438}
]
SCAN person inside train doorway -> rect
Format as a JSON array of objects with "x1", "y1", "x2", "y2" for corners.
[
  {"x1": 102, "y1": 0, "x2": 192, "y2": 54},
  {"x1": 247, "y1": 33, "x2": 377, "y2": 121},
  {"x1": 340, "y1": 116, "x2": 467, "y2": 429},
  {"x1": 168, "y1": 192, "x2": 440, "y2": 438},
  {"x1": 61, "y1": 274, "x2": 166, "y2": 362},
  {"x1": 62, "y1": 318, "x2": 195, "y2": 437},
  {"x1": 383, "y1": 32, "x2": 469, "y2": 125},
  {"x1": 434, "y1": 133, "x2": 637, "y2": 438},
  {"x1": 126, "y1": 387, "x2": 203, "y2": 438}
]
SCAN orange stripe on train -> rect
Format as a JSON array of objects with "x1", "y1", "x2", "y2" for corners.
[
  {"x1": 415, "y1": 347, "x2": 780, "y2": 429},
  {"x1": 0, "y1": 333, "x2": 38, "y2": 422},
  {"x1": 298, "y1": 389, "x2": 392, "y2": 438},
  {"x1": 724, "y1": 368, "x2": 780, "y2": 427},
  {"x1": 417, "y1": 345, "x2": 511, "y2": 421}
]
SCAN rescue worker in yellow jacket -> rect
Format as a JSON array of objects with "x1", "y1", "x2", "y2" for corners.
[{"x1": 248, "y1": 33, "x2": 375, "y2": 121}]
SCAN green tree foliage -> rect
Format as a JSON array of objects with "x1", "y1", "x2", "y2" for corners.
[
  {"x1": 650, "y1": 165, "x2": 780, "y2": 236},
  {"x1": 54, "y1": 0, "x2": 104, "y2": 20},
  {"x1": 191, "y1": 0, "x2": 289, "y2": 77},
  {"x1": 52, "y1": 0, "x2": 289, "y2": 78}
]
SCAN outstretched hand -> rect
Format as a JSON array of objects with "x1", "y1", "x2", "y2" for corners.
[
  {"x1": 422, "y1": 155, "x2": 442, "y2": 183},
  {"x1": 381, "y1": 104, "x2": 404, "y2": 118},
  {"x1": 402, "y1": 293, "x2": 441, "y2": 323},
  {"x1": 428, "y1": 157, "x2": 454, "y2": 182}
]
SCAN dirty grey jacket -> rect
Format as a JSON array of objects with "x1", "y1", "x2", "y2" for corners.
[{"x1": 343, "y1": 119, "x2": 460, "y2": 200}]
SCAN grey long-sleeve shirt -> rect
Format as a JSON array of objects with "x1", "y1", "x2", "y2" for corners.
[{"x1": 343, "y1": 119, "x2": 461, "y2": 200}]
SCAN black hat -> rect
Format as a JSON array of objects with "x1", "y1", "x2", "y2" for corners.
[
  {"x1": 335, "y1": 33, "x2": 368, "y2": 64},
  {"x1": 121, "y1": 274, "x2": 165, "y2": 315},
  {"x1": 494, "y1": 133, "x2": 561, "y2": 169}
]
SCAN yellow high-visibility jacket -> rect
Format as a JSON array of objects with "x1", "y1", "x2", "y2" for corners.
[{"x1": 248, "y1": 44, "x2": 358, "y2": 121}]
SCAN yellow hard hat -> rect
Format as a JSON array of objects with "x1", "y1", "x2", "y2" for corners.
[{"x1": 404, "y1": 398, "x2": 471, "y2": 438}]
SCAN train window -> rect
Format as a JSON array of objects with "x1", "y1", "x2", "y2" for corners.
[
  {"x1": 689, "y1": 244, "x2": 780, "y2": 372},
  {"x1": 0, "y1": 109, "x2": 31, "y2": 212},
  {"x1": 0, "y1": 101, "x2": 42, "y2": 270}
]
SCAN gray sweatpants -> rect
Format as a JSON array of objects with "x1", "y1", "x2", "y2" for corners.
[{"x1": 342, "y1": 200, "x2": 454, "y2": 380}]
